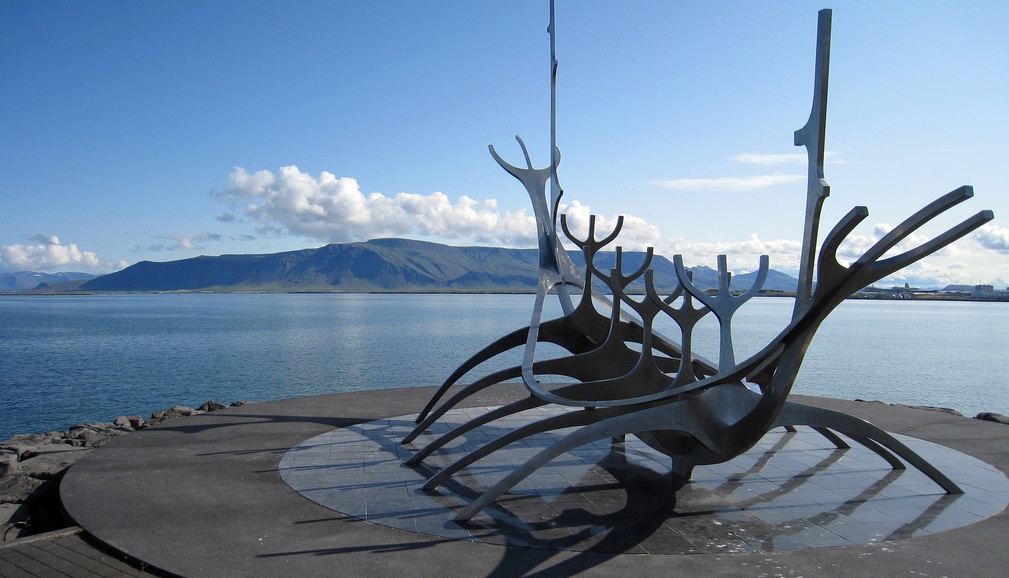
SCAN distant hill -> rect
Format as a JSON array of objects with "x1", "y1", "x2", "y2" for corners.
[
  {"x1": 78, "y1": 238, "x2": 800, "y2": 293},
  {"x1": 1, "y1": 271, "x2": 97, "y2": 292}
]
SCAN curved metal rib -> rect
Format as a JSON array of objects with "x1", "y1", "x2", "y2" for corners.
[
  {"x1": 414, "y1": 326, "x2": 529, "y2": 423},
  {"x1": 773, "y1": 401, "x2": 961, "y2": 493},
  {"x1": 451, "y1": 396, "x2": 732, "y2": 521},
  {"x1": 406, "y1": 396, "x2": 544, "y2": 465},
  {"x1": 422, "y1": 405, "x2": 613, "y2": 492}
]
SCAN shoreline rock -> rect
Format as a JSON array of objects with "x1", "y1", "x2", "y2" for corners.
[
  {"x1": 976, "y1": 412, "x2": 1009, "y2": 425},
  {"x1": 854, "y1": 399, "x2": 964, "y2": 416},
  {"x1": 0, "y1": 400, "x2": 249, "y2": 541},
  {"x1": 855, "y1": 400, "x2": 1009, "y2": 425}
]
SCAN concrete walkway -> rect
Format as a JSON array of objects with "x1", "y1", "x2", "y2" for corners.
[{"x1": 59, "y1": 386, "x2": 1009, "y2": 577}]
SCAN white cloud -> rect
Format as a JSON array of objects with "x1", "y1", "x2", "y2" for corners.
[
  {"x1": 975, "y1": 224, "x2": 1009, "y2": 253},
  {"x1": 658, "y1": 234, "x2": 803, "y2": 273},
  {"x1": 651, "y1": 150, "x2": 846, "y2": 192},
  {"x1": 558, "y1": 203, "x2": 1000, "y2": 287},
  {"x1": 559, "y1": 201, "x2": 664, "y2": 250},
  {"x1": 650, "y1": 173, "x2": 805, "y2": 191},
  {"x1": 216, "y1": 166, "x2": 538, "y2": 247},
  {"x1": 1, "y1": 235, "x2": 124, "y2": 273},
  {"x1": 558, "y1": 202, "x2": 801, "y2": 274},
  {"x1": 834, "y1": 222, "x2": 971, "y2": 268},
  {"x1": 731, "y1": 152, "x2": 807, "y2": 165},
  {"x1": 146, "y1": 233, "x2": 224, "y2": 252},
  {"x1": 874, "y1": 260, "x2": 998, "y2": 289},
  {"x1": 731, "y1": 151, "x2": 844, "y2": 165}
]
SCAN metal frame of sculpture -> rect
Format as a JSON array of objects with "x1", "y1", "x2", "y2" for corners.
[{"x1": 403, "y1": 6, "x2": 994, "y2": 523}]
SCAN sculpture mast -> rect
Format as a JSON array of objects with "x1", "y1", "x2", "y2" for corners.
[
  {"x1": 793, "y1": 9, "x2": 832, "y2": 315},
  {"x1": 549, "y1": 0, "x2": 561, "y2": 218},
  {"x1": 548, "y1": 0, "x2": 576, "y2": 315}
]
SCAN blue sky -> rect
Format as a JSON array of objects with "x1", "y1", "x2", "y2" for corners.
[{"x1": 2, "y1": 1, "x2": 1007, "y2": 288}]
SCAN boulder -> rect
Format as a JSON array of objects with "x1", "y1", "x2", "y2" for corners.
[
  {"x1": 147, "y1": 405, "x2": 203, "y2": 426},
  {"x1": 17, "y1": 446, "x2": 92, "y2": 481},
  {"x1": 855, "y1": 399, "x2": 962, "y2": 416},
  {"x1": 230, "y1": 401, "x2": 254, "y2": 407},
  {"x1": 198, "y1": 400, "x2": 228, "y2": 412},
  {"x1": 890, "y1": 403, "x2": 962, "y2": 416},
  {"x1": 0, "y1": 451, "x2": 19, "y2": 477},
  {"x1": 66, "y1": 422, "x2": 129, "y2": 447},
  {"x1": 976, "y1": 412, "x2": 1009, "y2": 425},
  {"x1": 170, "y1": 405, "x2": 200, "y2": 415},
  {"x1": 0, "y1": 474, "x2": 46, "y2": 504},
  {"x1": 0, "y1": 477, "x2": 63, "y2": 538},
  {"x1": 113, "y1": 415, "x2": 145, "y2": 429},
  {"x1": 1, "y1": 432, "x2": 64, "y2": 460}
]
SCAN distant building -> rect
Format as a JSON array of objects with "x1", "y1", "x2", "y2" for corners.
[{"x1": 972, "y1": 284, "x2": 996, "y2": 298}]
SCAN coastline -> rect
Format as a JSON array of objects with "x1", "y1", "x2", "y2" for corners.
[
  {"x1": 5, "y1": 288, "x2": 1008, "y2": 302},
  {"x1": 1, "y1": 400, "x2": 249, "y2": 542}
]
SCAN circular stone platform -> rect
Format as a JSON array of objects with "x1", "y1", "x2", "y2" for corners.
[
  {"x1": 60, "y1": 387, "x2": 1009, "y2": 577},
  {"x1": 280, "y1": 405, "x2": 1009, "y2": 554}
]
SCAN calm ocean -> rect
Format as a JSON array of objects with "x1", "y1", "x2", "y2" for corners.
[{"x1": 1, "y1": 293, "x2": 1006, "y2": 439}]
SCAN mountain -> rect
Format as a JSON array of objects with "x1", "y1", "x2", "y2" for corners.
[
  {"x1": 78, "y1": 239, "x2": 800, "y2": 293},
  {"x1": 0, "y1": 271, "x2": 97, "y2": 292}
]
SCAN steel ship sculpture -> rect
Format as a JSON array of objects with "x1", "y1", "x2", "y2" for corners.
[{"x1": 403, "y1": 6, "x2": 993, "y2": 523}]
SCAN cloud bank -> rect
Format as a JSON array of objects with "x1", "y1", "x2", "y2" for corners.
[
  {"x1": 212, "y1": 164, "x2": 1000, "y2": 287},
  {"x1": 0, "y1": 235, "x2": 125, "y2": 273},
  {"x1": 215, "y1": 166, "x2": 538, "y2": 247},
  {"x1": 213, "y1": 167, "x2": 804, "y2": 273}
]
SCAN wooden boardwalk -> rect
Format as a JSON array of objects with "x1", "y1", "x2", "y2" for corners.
[{"x1": 0, "y1": 528, "x2": 157, "y2": 578}]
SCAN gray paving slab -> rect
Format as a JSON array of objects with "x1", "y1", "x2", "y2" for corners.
[{"x1": 60, "y1": 386, "x2": 1009, "y2": 577}]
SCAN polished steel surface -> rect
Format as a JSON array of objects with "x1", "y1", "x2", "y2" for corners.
[{"x1": 288, "y1": 406, "x2": 1009, "y2": 553}]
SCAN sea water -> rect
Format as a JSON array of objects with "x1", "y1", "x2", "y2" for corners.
[{"x1": 1, "y1": 293, "x2": 1006, "y2": 439}]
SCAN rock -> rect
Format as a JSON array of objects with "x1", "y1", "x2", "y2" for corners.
[
  {"x1": 1, "y1": 432, "x2": 64, "y2": 460},
  {"x1": 147, "y1": 405, "x2": 203, "y2": 426},
  {"x1": 17, "y1": 446, "x2": 91, "y2": 481},
  {"x1": 0, "y1": 475, "x2": 46, "y2": 504},
  {"x1": 0, "y1": 476, "x2": 64, "y2": 538},
  {"x1": 0, "y1": 451, "x2": 19, "y2": 477},
  {"x1": 230, "y1": 401, "x2": 253, "y2": 407},
  {"x1": 66, "y1": 422, "x2": 129, "y2": 447},
  {"x1": 167, "y1": 405, "x2": 200, "y2": 417},
  {"x1": 198, "y1": 400, "x2": 228, "y2": 412},
  {"x1": 113, "y1": 415, "x2": 145, "y2": 429},
  {"x1": 890, "y1": 403, "x2": 962, "y2": 416},
  {"x1": 855, "y1": 399, "x2": 962, "y2": 416},
  {"x1": 976, "y1": 412, "x2": 1009, "y2": 425}
]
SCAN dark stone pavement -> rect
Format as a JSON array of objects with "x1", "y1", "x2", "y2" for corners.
[{"x1": 60, "y1": 385, "x2": 1009, "y2": 577}]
